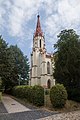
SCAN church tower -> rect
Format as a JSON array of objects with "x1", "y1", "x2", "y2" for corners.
[{"x1": 30, "y1": 15, "x2": 55, "y2": 88}]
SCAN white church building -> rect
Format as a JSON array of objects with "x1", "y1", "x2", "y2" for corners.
[{"x1": 30, "y1": 15, "x2": 55, "y2": 88}]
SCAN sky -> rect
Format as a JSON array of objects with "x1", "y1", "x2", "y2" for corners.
[{"x1": 0, "y1": 0, "x2": 80, "y2": 60}]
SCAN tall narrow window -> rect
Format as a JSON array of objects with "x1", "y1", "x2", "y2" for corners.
[
  {"x1": 47, "y1": 62, "x2": 50, "y2": 74},
  {"x1": 40, "y1": 39, "x2": 41, "y2": 48}
]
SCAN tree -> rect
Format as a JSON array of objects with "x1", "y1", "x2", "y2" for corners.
[
  {"x1": 7, "y1": 45, "x2": 29, "y2": 85},
  {"x1": 0, "y1": 36, "x2": 9, "y2": 87},
  {"x1": 54, "y1": 29, "x2": 80, "y2": 101},
  {"x1": 0, "y1": 36, "x2": 29, "y2": 91}
]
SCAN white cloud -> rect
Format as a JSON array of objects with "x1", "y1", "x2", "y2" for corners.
[
  {"x1": 1, "y1": 0, "x2": 80, "y2": 37},
  {"x1": 0, "y1": 0, "x2": 80, "y2": 55},
  {"x1": 44, "y1": 0, "x2": 80, "y2": 42},
  {"x1": 8, "y1": 0, "x2": 42, "y2": 37},
  {"x1": 8, "y1": 5, "x2": 24, "y2": 36},
  {"x1": 0, "y1": 0, "x2": 42, "y2": 36}
]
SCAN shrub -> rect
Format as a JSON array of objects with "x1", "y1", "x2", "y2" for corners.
[
  {"x1": 23, "y1": 86, "x2": 33, "y2": 103},
  {"x1": 12, "y1": 85, "x2": 28, "y2": 98},
  {"x1": 67, "y1": 87, "x2": 80, "y2": 102},
  {"x1": 45, "y1": 89, "x2": 50, "y2": 95},
  {"x1": 32, "y1": 85, "x2": 44, "y2": 106},
  {"x1": 50, "y1": 84, "x2": 67, "y2": 108},
  {"x1": 12, "y1": 85, "x2": 44, "y2": 106}
]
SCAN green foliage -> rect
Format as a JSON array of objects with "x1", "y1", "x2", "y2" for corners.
[
  {"x1": 0, "y1": 36, "x2": 9, "y2": 87},
  {"x1": 12, "y1": 85, "x2": 44, "y2": 106},
  {"x1": 12, "y1": 85, "x2": 28, "y2": 98},
  {"x1": 67, "y1": 88, "x2": 80, "y2": 102},
  {"x1": 32, "y1": 85, "x2": 44, "y2": 106},
  {"x1": 45, "y1": 89, "x2": 50, "y2": 95},
  {"x1": 50, "y1": 84, "x2": 67, "y2": 108},
  {"x1": 53, "y1": 29, "x2": 80, "y2": 102},
  {"x1": 0, "y1": 36, "x2": 29, "y2": 91},
  {"x1": 7, "y1": 45, "x2": 29, "y2": 86}
]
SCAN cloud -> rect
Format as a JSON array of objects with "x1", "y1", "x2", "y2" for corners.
[
  {"x1": 0, "y1": 0, "x2": 42, "y2": 36},
  {"x1": 44, "y1": 0, "x2": 80, "y2": 44},
  {"x1": 0, "y1": 0, "x2": 80, "y2": 56}
]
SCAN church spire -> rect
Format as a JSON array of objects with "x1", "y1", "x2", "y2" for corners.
[{"x1": 34, "y1": 15, "x2": 43, "y2": 37}]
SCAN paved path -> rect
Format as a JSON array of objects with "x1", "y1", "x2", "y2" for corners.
[
  {"x1": 1, "y1": 95, "x2": 79, "y2": 120},
  {"x1": 2, "y1": 95, "x2": 30, "y2": 113},
  {"x1": 0, "y1": 95, "x2": 56, "y2": 120}
]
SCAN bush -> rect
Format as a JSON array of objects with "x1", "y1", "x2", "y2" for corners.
[
  {"x1": 12, "y1": 85, "x2": 28, "y2": 98},
  {"x1": 45, "y1": 89, "x2": 50, "y2": 95},
  {"x1": 24, "y1": 86, "x2": 33, "y2": 103},
  {"x1": 12, "y1": 85, "x2": 44, "y2": 106},
  {"x1": 50, "y1": 84, "x2": 67, "y2": 108},
  {"x1": 67, "y1": 87, "x2": 80, "y2": 102},
  {"x1": 32, "y1": 85, "x2": 44, "y2": 106}
]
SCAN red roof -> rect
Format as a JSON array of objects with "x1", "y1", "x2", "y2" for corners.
[{"x1": 34, "y1": 15, "x2": 43, "y2": 37}]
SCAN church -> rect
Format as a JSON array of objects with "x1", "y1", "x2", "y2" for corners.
[{"x1": 29, "y1": 15, "x2": 55, "y2": 88}]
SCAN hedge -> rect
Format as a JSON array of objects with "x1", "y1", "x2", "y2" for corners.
[
  {"x1": 12, "y1": 85, "x2": 44, "y2": 106},
  {"x1": 32, "y1": 85, "x2": 44, "y2": 106},
  {"x1": 50, "y1": 84, "x2": 68, "y2": 108}
]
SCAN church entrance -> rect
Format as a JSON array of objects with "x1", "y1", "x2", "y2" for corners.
[{"x1": 47, "y1": 79, "x2": 51, "y2": 89}]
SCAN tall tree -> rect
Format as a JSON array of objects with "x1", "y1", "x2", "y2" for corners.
[
  {"x1": 0, "y1": 36, "x2": 29, "y2": 90},
  {"x1": 54, "y1": 29, "x2": 80, "y2": 101},
  {"x1": 0, "y1": 36, "x2": 9, "y2": 87},
  {"x1": 7, "y1": 45, "x2": 29, "y2": 85}
]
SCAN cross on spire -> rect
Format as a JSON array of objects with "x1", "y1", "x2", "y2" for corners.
[{"x1": 34, "y1": 14, "x2": 43, "y2": 37}]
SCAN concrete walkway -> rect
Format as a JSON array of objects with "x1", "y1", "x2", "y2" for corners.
[{"x1": 2, "y1": 95, "x2": 30, "y2": 113}]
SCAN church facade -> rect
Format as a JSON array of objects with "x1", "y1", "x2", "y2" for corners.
[{"x1": 30, "y1": 15, "x2": 55, "y2": 88}]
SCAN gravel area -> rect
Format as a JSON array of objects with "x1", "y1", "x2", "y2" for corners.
[
  {"x1": 38, "y1": 110, "x2": 80, "y2": 120},
  {"x1": 0, "y1": 109, "x2": 57, "y2": 120}
]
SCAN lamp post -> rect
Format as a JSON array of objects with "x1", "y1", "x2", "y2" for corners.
[
  {"x1": 43, "y1": 85, "x2": 47, "y2": 107},
  {"x1": 18, "y1": 74, "x2": 21, "y2": 85}
]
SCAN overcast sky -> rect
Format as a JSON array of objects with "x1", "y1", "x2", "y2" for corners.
[{"x1": 0, "y1": 0, "x2": 80, "y2": 59}]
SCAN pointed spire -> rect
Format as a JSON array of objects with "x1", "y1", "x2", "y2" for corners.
[{"x1": 34, "y1": 15, "x2": 43, "y2": 37}]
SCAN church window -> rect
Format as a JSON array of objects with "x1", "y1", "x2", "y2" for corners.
[
  {"x1": 40, "y1": 39, "x2": 41, "y2": 48},
  {"x1": 47, "y1": 62, "x2": 50, "y2": 74}
]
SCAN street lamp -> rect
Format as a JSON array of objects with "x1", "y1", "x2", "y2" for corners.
[
  {"x1": 18, "y1": 74, "x2": 21, "y2": 85},
  {"x1": 43, "y1": 85, "x2": 47, "y2": 107}
]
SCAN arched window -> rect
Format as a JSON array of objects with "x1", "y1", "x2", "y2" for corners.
[
  {"x1": 47, "y1": 79, "x2": 51, "y2": 89},
  {"x1": 40, "y1": 39, "x2": 41, "y2": 48},
  {"x1": 47, "y1": 62, "x2": 50, "y2": 74}
]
